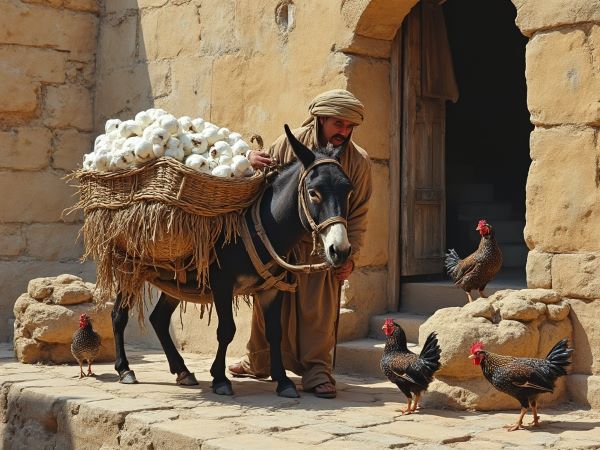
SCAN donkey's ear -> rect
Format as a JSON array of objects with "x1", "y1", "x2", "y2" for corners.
[
  {"x1": 284, "y1": 124, "x2": 315, "y2": 168},
  {"x1": 331, "y1": 135, "x2": 351, "y2": 160}
]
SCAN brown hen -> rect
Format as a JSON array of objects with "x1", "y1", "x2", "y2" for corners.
[
  {"x1": 469, "y1": 339, "x2": 573, "y2": 431},
  {"x1": 71, "y1": 313, "x2": 101, "y2": 378},
  {"x1": 445, "y1": 219, "x2": 502, "y2": 303}
]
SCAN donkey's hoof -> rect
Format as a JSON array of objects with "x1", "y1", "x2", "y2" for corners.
[
  {"x1": 212, "y1": 380, "x2": 234, "y2": 396},
  {"x1": 118, "y1": 370, "x2": 138, "y2": 384},
  {"x1": 176, "y1": 371, "x2": 199, "y2": 386},
  {"x1": 277, "y1": 385, "x2": 300, "y2": 398}
]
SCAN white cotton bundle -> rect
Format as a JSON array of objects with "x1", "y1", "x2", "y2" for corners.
[
  {"x1": 231, "y1": 139, "x2": 250, "y2": 156},
  {"x1": 189, "y1": 133, "x2": 208, "y2": 154},
  {"x1": 178, "y1": 133, "x2": 194, "y2": 155},
  {"x1": 111, "y1": 137, "x2": 126, "y2": 153},
  {"x1": 231, "y1": 154, "x2": 251, "y2": 177},
  {"x1": 211, "y1": 164, "x2": 234, "y2": 177},
  {"x1": 217, "y1": 127, "x2": 230, "y2": 141},
  {"x1": 95, "y1": 153, "x2": 111, "y2": 172},
  {"x1": 213, "y1": 140, "x2": 232, "y2": 156},
  {"x1": 178, "y1": 116, "x2": 194, "y2": 133},
  {"x1": 152, "y1": 144, "x2": 165, "y2": 158},
  {"x1": 218, "y1": 155, "x2": 233, "y2": 166},
  {"x1": 201, "y1": 126, "x2": 220, "y2": 146},
  {"x1": 143, "y1": 126, "x2": 169, "y2": 146},
  {"x1": 227, "y1": 132, "x2": 242, "y2": 145},
  {"x1": 105, "y1": 119, "x2": 121, "y2": 134},
  {"x1": 124, "y1": 137, "x2": 154, "y2": 163},
  {"x1": 242, "y1": 166, "x2": 255, "y2": 177},
  {"x1": 147, "y1": 108, "x2": 168, "y2": 121},
  {"x1": 157, "y1": 114, "x2": 180, "y2": 135},
  {"x1": 83, "y1": 153, "x2": 95, "y2": 170},
  {"x1": 134, "y1": 110, "x2": 153, "y2": 129},
  {"x1": 185, "y1": 154, "x2": 210, "y2": 173},
  {"x1": 191, "y1": 118, "x2": 205, "y2": 133},
  {"x1": 118, "y1": 120, "x2": 143, "y2": 138},
  {"x1": 165, "y1": 137, "x2": 184, "y2": 161},
  {"x1": 208, "y1": 159, "x2": 218, "y2": 170}
]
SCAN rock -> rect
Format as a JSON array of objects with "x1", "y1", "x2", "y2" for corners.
[
  {"x1": 27, "y1": 277, "x2": 54, "y2": 300},
  {"x1": 547, "y1": 299, "x2": 570, "y2": 321},
  {"x1": 461, "y1": 297, "x2": 495, "y2": 320},
  {"x1": 55, "y1": 274, "x2": 82, "y2": 284},
  {"x1": 50, "y1": 282, "x2": 93, "y2": 305},
  {"x1": 495, "y1": 295, "x2": 546, "y2": 321}
]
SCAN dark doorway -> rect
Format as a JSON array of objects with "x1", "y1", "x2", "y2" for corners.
[{"x1": 443, "y1": 0, "x2": 531, "y2": 276}]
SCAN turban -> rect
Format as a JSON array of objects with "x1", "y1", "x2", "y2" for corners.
[{"x1": 301, "y1": 89, "x2": 365, "y2": 126}]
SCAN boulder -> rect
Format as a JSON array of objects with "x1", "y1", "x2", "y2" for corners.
[
  {"x1": 13, "y1": 274, "x2": 115, "y2": 364},
  {"x1": 418, "y1": 289, "x2": 573, "y2": 410}
]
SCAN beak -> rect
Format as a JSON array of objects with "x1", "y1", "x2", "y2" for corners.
[{"x1": 468, "y1": 354, "x2": 475, "y2": 359}]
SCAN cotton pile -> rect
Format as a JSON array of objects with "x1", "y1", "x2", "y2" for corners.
[{"x1": 82, "y1": 109, "x2": 254, "y2": 178}]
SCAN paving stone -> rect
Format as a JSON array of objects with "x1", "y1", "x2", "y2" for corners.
[
  {"x1": 275, "y1": 427, "x2": 335, "y2": 445},
  {"x1": 233, "y1": 413, "x2": 319, "y2": 432},
  {"x1": 150, "y1": 418, "x2": 239, "y2": 448},
  {"x1": 344, "y1": 430, "x2": 414, "y2": 448},
  {"x1": 202, "y1": 433, "x2": 307, "y2": 450},
  {"x1": 369, "y1": 421, "x2": 474, "y2": 445},
  {"x1": 474, "y1": 427, "x2": 560, "y2": 447}
]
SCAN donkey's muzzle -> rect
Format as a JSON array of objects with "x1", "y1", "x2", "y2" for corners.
[{"x1": 328, "y1": 244, "x2": 351, "y2": 268}]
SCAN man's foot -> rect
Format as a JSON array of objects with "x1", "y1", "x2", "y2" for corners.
[
  {"x1": 310, "y1": 382, "x2": 337, "y2": 399},
  {"x1": 227, "y1": 362, "x2": 268, "y2": 379}
]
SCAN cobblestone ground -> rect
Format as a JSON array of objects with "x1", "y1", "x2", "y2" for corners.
[{"x1": 1, "y1": 343, "x2": 598, "y2": 449}]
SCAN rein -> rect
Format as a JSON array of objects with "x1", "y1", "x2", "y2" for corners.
[{"x1": 250, "y1": 158, "x2": 348, "y2": 274}]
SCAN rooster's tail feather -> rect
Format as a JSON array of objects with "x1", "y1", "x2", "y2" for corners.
[
  {"x1": 419, "y1": 331, "x2": 442, "y2": 376},
  {"x1": 544, "y1": 338, "x2": 573, "y2": 378},
  {"x1": 444, "y1": 249, "x2": 461, "y2": 280}
]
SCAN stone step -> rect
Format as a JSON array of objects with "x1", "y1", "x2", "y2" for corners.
[
  {"x1": 457, "y1": 201, "x2": 514, "y2": 222},
  {"x1": 368, "y1": 312, "x2": 429, "y2": 342},
  {"x1": 337, "y1": 307, "x2": 368, "y2": 343},
  {"x1": 399, "y1": 268, "x2": 526, "y2": 314},
  {"x1": 334, "y1": 338, "x2": 422, "y2": 379}
]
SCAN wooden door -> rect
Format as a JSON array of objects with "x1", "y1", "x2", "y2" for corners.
[{"x1": 400, "y1": 0, "x2": 457, "y2": 276}]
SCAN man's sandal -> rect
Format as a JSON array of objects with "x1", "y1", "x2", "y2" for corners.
[{"x1": 311, "y1": 382, "x2": 337, "y2": 399}]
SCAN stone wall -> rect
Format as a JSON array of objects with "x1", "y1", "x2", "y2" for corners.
[
  {"x1": 94, "y1": 0, "x2": 401, "y2": 351},
  {"x1": 0, "y1": 0, "x2": 99, "y2": 342},
  {"x1": 514, "y1": 0, "x2": 600, "y2": 407}
]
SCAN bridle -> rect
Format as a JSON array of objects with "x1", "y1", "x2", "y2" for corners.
[{"x1": 250, "y1": 157, "x2": 349, "y2": 273}]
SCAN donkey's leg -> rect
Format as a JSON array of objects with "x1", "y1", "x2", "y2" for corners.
[
  {"x1": 149, "y1": 293, "x2": 198, "y2": 386},
  {"x1": 210, "y1": 277, "x2": 236, "y2": 395},
  {"x1": 112, "y1": 292, "x2": 137, "y2": 384},
  {"x1": 259, "y1": 290, "x2": 299, "y2": 398}
]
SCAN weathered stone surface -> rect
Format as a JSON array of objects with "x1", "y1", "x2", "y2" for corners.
[
  {"x1": 0, "y1": 224, "x2": 25, "y2": 257},
  {"x1": 567, "y1": 374, "x2": 600, "y2": 409},
  {"x1": 526, "y1": 250, "x2": 552, "y2": 289},
  {"x1": 0, "y1": 73, "x2": 38, "y2": 113},
  {"x1": 546, "y1": 299, "x2": 570, "y2": 321},
  {"x1": 25, "y1": 223, "x2": 83, "y2": 260},
  {"x1": 513, "y1": 0, "x2": 600, "y2": 36},
  {"x1": 43, "y1": 85, "x2": 94, "y2": 130},
  {"x1": 568, "y1": 298, "x2": 600, "y2": 375},
  {"x1": 525, "y1": 127, "x2": 600, "y2": 253},
  {"x1": 359, "y1": 163, "x2": 388, "y2": 267},
  {"x1": 97, "y1": 10, "x2": 137, "y2": 70},
  {"x1": 0, "y1": 171, "x2": 79, "y2": 223},
  {"x1": 495, "y1": 294, "x2": 546, "y2": 321},
  {"x1": 553, "y1": 253, "x2": 600, "y2": 300},
  {"x1": 526, "y1": 28, "x2": 600, "y2": 125},
  {"x1": 53, "y1": 129, "x2": 93, "y2": 171},
  {"x1": 0, "y1": 46, "x2": 66, "y2": 84},
  {"x1": 0, "y1": 1, "x2": 98, "y2": 60},
  {"x1": 0, "y1": 127, "x2": 52, "y2": 170},
  {"x1": 537, "y1": 318, "x2": 573, "y2": 359},
  {"x1": 27, "y1": 278, "x2": 54, "y2": 300}
]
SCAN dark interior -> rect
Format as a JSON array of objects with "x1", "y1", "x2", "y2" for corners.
[{"x1": 443, "y1": 0, "x2": 532, "y2": 269}]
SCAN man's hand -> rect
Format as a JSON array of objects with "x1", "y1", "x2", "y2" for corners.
[
  {"x1": 247, "y1": 150, "x2": 272, "y2": 169},
  {"x1": 334, "y1": 259, "x2": 354, "y2": 281}
]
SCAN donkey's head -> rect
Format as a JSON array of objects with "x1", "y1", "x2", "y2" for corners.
[{"x1": 284, "y1": 124, "x2": 353, "y2": 268}]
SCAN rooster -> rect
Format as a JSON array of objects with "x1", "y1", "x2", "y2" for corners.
[
  {"x1": 71, "y1": 313, "x2": 101, "y2": 378},
  {"x1": 445, "y1": 219, "x2": 502, "y2": 303},
  {"x1": 469, "y1": 339, "x2": 573, "y2": 431},
  {"x1": 380, "y1": 319, "x2": 441, "y2": 414}
]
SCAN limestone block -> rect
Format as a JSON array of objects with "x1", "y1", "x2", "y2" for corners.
[
  {"x1": 537, "y1": 318, "x2": 573, "y2": 359},
  {"x1": 65, "y1": 60, "x2": 96, "y2": 88},
  {"x1": 568, "y1": 298, "x2": 600, "y2": 375},
  {"x1": 347, "y1": 57, "x2": 391, "y2": 161},
  {"x1": 27, "y1": 278, "x2": 54, "y2": 300},
  {"x1": 526, "y1": 250, "x2": 552, "y2": 289},
  {"x1": 423, "y1": 375, "x2": 568, "y2": 411},
  {"x1": 358, "y1": 163, "x2": 388, "y2": 267},
  {"x1": 0, "y1": 46, "x2": 66, "y2": 84},
  {"x1": 25, "y1": 223, "x2": 83, "y2": 260},
  {"x1": 501, "y1": 288, "x2": 561, "y2": 304},
  {"x1": 525, "y1": 127, "x2": 600, "y2": 253},
  {"x1": 140, "y1": 3, "x2": 201, "y2": 61},
  {"x1": 552, "y1": 253, "x2": 600, "y2": 300},
  {"x1": 98, "y1": 11, "x2": 137, "y2": 70},
  {"x1": 0, "y1": 73, "x2": 38, "y2": 113},
  {"x1": 567, "y1": 374, "x2": 600, "y2": 409},
  {"x1": 0, "y1": 127, "x2": 51, "y2": 170},
  {"x1": 13, "y1": 274, "x2": 114, "y2": 364},
  {"x1": 513, "y1": 0, "x2": 600, "y2": 36},
  {"x1": 194, "y1": 0, "x2": 237, "y2": 56},
  {"x1": 0, "y1": 171, "x2": 79, "y2": 223},
  {"x1": 495, "y1": 295, "x2": 546, "y2": 321},
  {"x1": 461, "y1": 298, "x2": 495, "y2": 320},
  {"x1": 0, "y1": 260, "x2": 96, "y2": 342},
  {"x1": 43, "y1": 85, "x2": 93, "y2": 130},
  {"x1": 0, "y1": 224, "x2": 25, "y2": 256},
  {"x1": 526, "y1": 29, "x2": 600, "y2": 125},
  {"x1": 156, "y1": 57, "x2": 212, "y2": 118},
  {"x1": 53, "y1": 129, "x2": 93, "y2": 171},
  {"x1": 546, "y1": 300, "x2": 570, "y2": 321},
  {"x1": 0, "y1": 1, "x2": 98, "y2": 60}
]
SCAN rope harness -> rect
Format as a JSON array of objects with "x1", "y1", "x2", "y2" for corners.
[{"x1": 240, "y1": 158, "x2": 349, "y2": 291}]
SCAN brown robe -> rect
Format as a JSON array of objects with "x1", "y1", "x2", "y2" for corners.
[{"x1": 241, "y1": 119, "x2": 372, "y2": 390}]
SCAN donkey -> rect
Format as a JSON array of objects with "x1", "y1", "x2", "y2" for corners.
[{"x1": 112, "y1": 124, "x2": 354, "y2": 398}]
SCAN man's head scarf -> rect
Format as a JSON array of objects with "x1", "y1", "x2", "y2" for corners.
[{"x1": 301, "y1": 89, "x2": 365, "y2": 127}]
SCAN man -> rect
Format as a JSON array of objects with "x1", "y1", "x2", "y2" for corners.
[{"x1": 229, "y1": 89, "x2": 372, "y2": 398}]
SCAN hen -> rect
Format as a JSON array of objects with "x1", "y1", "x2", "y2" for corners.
[
  {"x1": 469, "y1": 339, "x2": 573, "y2": 431},
  {"x1": 71, "y1": 313, "x2": 101, "y2": 378},
  {"x1": 380, "y1": 319, "x2": 441, "y2": 414},
  {"x1": 445, "y1": 219, "x2": 502, "y2": 303}
]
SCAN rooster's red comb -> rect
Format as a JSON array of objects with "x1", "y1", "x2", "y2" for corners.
[
  {"x1": 384, "y1": 318, "x2": 395, "y2": 327},
  {"x1": 476, "y1": 219, "x2": 489, "y2": 229},
  {"x1": 470, "y1": 341, "x2": 485, "y2": 354}
]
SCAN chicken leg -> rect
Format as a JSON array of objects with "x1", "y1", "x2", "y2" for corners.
[
  {"x1": 529, "y1": 401, "x2": 541, "y2": 427},
  {"x1": 504, "y1": 407, "x2": 527, "y2": 431}
]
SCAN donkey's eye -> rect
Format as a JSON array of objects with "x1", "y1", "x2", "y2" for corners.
[{"x1": 308, "y1": 189, "x2": 321, "y2": 203}]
